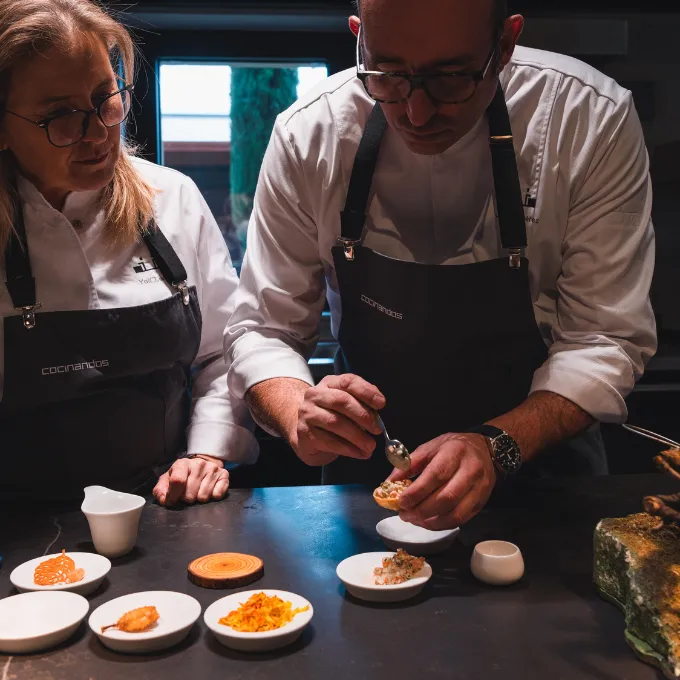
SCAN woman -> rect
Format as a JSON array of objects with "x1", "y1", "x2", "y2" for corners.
[{"x1": 0, "y1": 0, "x2": 258, "y2": 504}]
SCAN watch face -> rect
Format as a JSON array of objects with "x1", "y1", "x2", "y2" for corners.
[{"x1": 492, "y1": 433, "x2": 522, "y2": 474}]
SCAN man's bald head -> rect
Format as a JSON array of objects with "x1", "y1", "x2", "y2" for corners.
[{"x1": 354, "y1": 0, "x2": 508, "y2": 37}]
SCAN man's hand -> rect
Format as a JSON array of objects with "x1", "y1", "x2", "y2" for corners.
[
  {"x1": 390, "y1": 433, "x2": 496, "y2": 530},
  {"x1": 289, "y1": 374, "x2": 385, "y2": 466},
  {"x1": 153, "y1": 455, "x2": 229, "y2": 506}
]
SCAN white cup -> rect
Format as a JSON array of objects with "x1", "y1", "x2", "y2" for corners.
[
  {"x1": 470, "y1": 540, "x2": 524, "y2": 586},
  {"x1": 81, "y1": 486, "x2": 145, "y2": 558}
]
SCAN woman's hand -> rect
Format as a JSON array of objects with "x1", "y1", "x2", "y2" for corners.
[{"x1": 153, "y1": 455, "x2": 229, "y2": 506}]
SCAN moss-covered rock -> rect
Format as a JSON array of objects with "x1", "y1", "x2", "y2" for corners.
[{"x1": 594, "y1": 513, "x2": 680, "y2": 678}]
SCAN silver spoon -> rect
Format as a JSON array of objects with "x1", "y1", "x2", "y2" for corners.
[{"x1": 376, "y1": 415, "x2": 411, "y2": 471}]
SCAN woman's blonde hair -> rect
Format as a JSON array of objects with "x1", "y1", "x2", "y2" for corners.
[{"x1": 0, "y1": 0, "x2": 156, "y2": 260}]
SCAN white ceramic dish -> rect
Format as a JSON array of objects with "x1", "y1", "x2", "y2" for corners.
[
  {"x1": 204, "y1": 589, "x2": 313, "y2": 652},
  {"x1": 89, "y1": 591, "x2": 201, "y2": 654},
  {"x1": 336, "y1": 551, "x2": 432, "y2": 603},
  {"x1": 0, "y1": 591, "x2": 89, "y2": 654},
  {"x1": 10, "y1": 552, "x2": 111, "y2": 596},
  {"x1": 470, "y1": 540, "x2": 524, "y2": 586},
  {"x1": 376, "y1": 516, "x2": 460, "y2": 555},
  {"x1": 81, "y1": 485, "x2": 146, "y2": 558}
]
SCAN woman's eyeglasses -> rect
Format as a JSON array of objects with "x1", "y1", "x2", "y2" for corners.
[{"x1": 4, "y1": 85, "x2": 133, "y2": 148}]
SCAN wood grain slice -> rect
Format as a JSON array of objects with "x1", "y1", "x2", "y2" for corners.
[{"x1": 188, "y1": 552, "x2": 264, "y2": 589}]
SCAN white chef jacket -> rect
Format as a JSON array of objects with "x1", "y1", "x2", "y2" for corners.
[
  {"x1": 225, "y1": 46, "x2": 657, "y2": 424},
  {"x1": 0, "y1": 157, "x2": 258, "y2": 463}
]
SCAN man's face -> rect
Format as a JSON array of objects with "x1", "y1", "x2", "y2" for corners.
[{"x1": 353, "y1": 0, "x2": 519, "y2": 156}]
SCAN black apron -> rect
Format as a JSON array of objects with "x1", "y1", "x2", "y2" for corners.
[
  {"x1": 324, "y1": 86, "x2": 607, "y2": 485},
  {"x1": 0, "y1": 206, "x2": 202, "y2": 501}
]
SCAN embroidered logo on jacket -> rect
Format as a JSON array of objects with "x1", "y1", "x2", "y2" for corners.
[
  {"x1": 133, "y1": 257, "x2": 158, "y2": 274},
  {"x1": 41, "y1": 360, "x2": 109, "y2": 376},
  {"x1": 523, "y1": 188, "x2": 539, "y2": 225},
  {"x1": 361, "y1": 294, "x2": 403, "y2": 320}
]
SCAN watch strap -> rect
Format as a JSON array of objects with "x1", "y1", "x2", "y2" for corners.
[{"x1": 469, "y1": 424, "x2": 505, "y2": 440}]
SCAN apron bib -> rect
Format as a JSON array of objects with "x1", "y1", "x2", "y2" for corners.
[
  {"x1": 325, "y1": 86, "x2": 606, "y2": 485},
  {"x1": 0, "y1": 208, "x2": 202, "y2": 501}
]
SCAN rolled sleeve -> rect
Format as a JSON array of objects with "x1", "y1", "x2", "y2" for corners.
[{"x1": 530, "y1": 93, "x2": 657, "y2": 422}]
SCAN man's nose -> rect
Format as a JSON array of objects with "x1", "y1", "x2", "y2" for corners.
[{"x1": 406, "y1": 87, "x2": 438, "y2": 128}]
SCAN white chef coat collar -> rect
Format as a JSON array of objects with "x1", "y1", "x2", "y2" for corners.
[{"x1": 16, "y1": 175, "x2": 102, "y2": 220}]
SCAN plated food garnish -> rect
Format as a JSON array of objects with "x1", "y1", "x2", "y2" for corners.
[
  {"x1": 101, "y1": 606, "x2": 160, "y2": 633},
  {"x1": 219, "y1": 592, "x2": 310, "y2": 632},
  {"x1": 33, "y1": 550, "x2": 85, "y2": 586},
  {"x1": 373, "y1": 548, "x2": 425, "y2": 585},
  {"x1": 373, "y1": 479, "x2": 412, "y2": 511}
]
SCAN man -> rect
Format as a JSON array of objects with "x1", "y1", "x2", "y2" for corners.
[{"x1": 224, "y1": 0, "x2": 656, "y2": 529}]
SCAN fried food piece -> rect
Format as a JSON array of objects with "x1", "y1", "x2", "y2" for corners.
[
  {"x1": 101, "y1": 606, "x2": 160, "y2": 633},
  {"x1": 219, "y1": 592, "x2": 309, "y2": 632},
  {"x1": 373, "y1": 479, "x2": 412, "y2": 511},
  {"x1": 34, "y1": 550, "x2": 85, "y2": 586}
]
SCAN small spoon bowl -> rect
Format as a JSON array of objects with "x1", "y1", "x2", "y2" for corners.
[{"x1": 377, "y1": 416, "x2": 411, "y2": 471}]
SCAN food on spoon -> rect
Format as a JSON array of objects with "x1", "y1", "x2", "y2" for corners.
[
  {"x1": 373, "y1": 479, "x2": 412, "y2": 511},
  {"x1": 219, "y1": 592, "x2": 309, "y2": 632},
  {"x1": 101, "y1": 606, "x2": 160, "y2": 633},
  {"x1": 374, "y1": 548, "x2": 426, "y2": 585},
  {"x1": 33, "y1": 549, "x2": 85, "y2": 586}
]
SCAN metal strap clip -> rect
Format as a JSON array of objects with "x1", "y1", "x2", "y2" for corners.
[
  {"x1": 16, "y1": 303, "x2": 42, "y2": 330},
  {"x1": 175, "y1": 281, "x2": 190, "y2": 306},
  {"x1": 338, "y1": 237, "x2": 360, "y2": 261},
  {"x1": 509, "y1": 248, "x2": 522, "y2": 270},
  {"x1": 490, "y1": 134, "x2": 513, "y2": 145}
]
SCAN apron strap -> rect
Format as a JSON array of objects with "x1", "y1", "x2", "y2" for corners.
[
  {"x1": 142, "y1": 220, "x2": 188, "y2": 286},
  {"x1": 338, "y1": 84, "x2": 528, "y2": 264},
  {"x1": 142, "y1": 221, "x2": 190, "y2": 305},
  {"x1": 487, "y1": 85, "x2": 528, "y2": 252},
  {"x1": 339, "y1": 103, "x2": 388, "y2": 250},
  {"x1": 5, "y1": 199, "x2": 37, "y2": 310}
]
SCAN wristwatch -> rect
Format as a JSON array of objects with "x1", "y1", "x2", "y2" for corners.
[{"x1": 468, "y1": 424, "x2": 522, "y2": 475}]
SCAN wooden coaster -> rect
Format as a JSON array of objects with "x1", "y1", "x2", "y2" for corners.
[{"x1": 187, "y1": 553, "x2": 264, "y2": 589}]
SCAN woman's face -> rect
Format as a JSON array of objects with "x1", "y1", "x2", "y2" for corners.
[{"x1": 0, "y1": 34, "x2": 123, "y2": 206}]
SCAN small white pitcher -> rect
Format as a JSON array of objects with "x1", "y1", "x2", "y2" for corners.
[{"x1": 81, "y1": 486, "x2": 145, "y2": 558}]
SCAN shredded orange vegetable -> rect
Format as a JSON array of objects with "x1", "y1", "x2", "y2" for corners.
[{"x1": 219, "y1": 592, "x2": 309, "y2": 632}]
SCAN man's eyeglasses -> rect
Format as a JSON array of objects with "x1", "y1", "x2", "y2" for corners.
[
  {"x1": 4, "y1": 85, "x2": 133, "y2": 148},
  {"x1": 355, "y1": 26, "x2": 497, "y2": 105}
]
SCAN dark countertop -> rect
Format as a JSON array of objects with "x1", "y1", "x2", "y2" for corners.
[{"x1": 0, "y1": 474, "x2": 676, "y2": 680}]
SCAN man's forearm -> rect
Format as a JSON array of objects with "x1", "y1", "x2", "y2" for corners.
[
  {"x1": 245, "y1": 377, "x2": 310, "y2": 441},
  {"x1": 488, "y1": 390, "x2": 595, "y2": 462}
]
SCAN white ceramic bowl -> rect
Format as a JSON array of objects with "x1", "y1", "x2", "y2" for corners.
[
  {"x1": 0, "y1": 591, "x2": 89, "y2": 654},
  {"x1": 470, "y1": 540, "x2": 524, "y2": 586},
  {"x1": 89, "y1": 591, "x2": 201, "y2": 654},
  {"x1": 204, "y1": 589, "x2": 313, "y2": 652},
  {"x1": 10, "y1": 552, "x2": 111, "y2": 596},
  {"x1": 376, "y1": 516, "x2": 460, "y2": 555},
  {"x1": 336, "y1": 552, "x2": 432, "y2": 603},
  {"x1": 81, "y1": 486, "x2": 146, "y2": 558}
]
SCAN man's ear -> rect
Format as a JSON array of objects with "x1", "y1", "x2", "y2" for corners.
[
  {"x1": 497, "y1": 15, "x2": 524, "y2": 71},
  {"x1": 349, "y1": 15, "x2": 361, "y2": 37}
]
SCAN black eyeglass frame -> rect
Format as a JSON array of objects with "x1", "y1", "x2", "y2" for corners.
[
  {"x1": 355, "y1": 25, "x2": 499, "y2": 105},
  {"x1": 3, "y1": 84, "x2": 134, "y2": 148}
]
